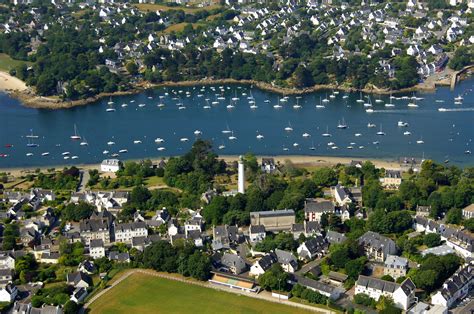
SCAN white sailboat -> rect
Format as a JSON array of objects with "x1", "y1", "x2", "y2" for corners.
[
  {"x1": 376, "y1": 124, "x2": 386, "y2": 136},
  {"x1": 337, "y1": 118, "x2": 348, "y2": 129},
  {"x1": 356, "y1": 92, "x2": 364, "y2": 103},
  {"x1": 284, "y1": 122, "x2": 293, "y2": 132},
  {"x1": 228, "y1": 131, "x2": 237, "y2": 140},
  {"x1": 416, "y1": 137, "x2": 425, "y2": 144},
  {"x1": 322, "y1": 126, "x2": 332, "y2": 137},
  {"x1": 80, "y1": 136, "x2": 89, "y2": 146},
  {"x1": 70, "y1": 124, "x2": 81, "y2": 140},
  {"x1": 274, "y1": 97, "x2": 282, "y2": 109},
  {"x1": 316, "y1": 96, "x2": 325, "y2": 109},
  {"x1": 26, "y1": 129, "x2": 39, "y2": 139},
  {"x1": 222, "y1": 124, "x2": 232, "y2": 134},
  {"x1": 293, "y1": 98, "x2": 302, "y2": 109}
]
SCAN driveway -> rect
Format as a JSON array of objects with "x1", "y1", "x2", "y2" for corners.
[
  {"x1": 296, "y1": 258, "x2": 322, "y2": 275},
  {"x1": 77, "y1": 169, "x2": 89, "y2": 192}
]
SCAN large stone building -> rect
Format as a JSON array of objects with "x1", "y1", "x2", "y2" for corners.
[
  {"x1": 358, "y1": 231, "x2": 397, "y2": 262},
  {"x1": 384, "y1": 255, "x2": 408, "y2": 279},
  {"x1": 249, "y1": 209, "x2": 295, "y2": 232}
]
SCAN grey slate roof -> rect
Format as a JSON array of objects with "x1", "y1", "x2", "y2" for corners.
[
  {"x1": 221, "y1": 253, "x2": 247, "y2": 274},
  {"x1": 326, "y1": 230, "x2": 347, "y2": 244},
  {"x1": 304, "y1": 199, "x2": 335, "y2": 213}
]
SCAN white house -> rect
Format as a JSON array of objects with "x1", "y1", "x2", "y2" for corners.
[
  {"x1": 101, "y1": 159, "x2": 120, "y2": 173},
  {"x1": 431, "y1": 263, "x2": 473, "y2": 308},
  {"x1": 0, "y1": 283, "x2": 18, "y2": 302},
  {"x1": 249, "y1": 225, "x2": 266, "y2": 243},
  {"x1": 114, "y1": 222, "x2": 148, "y2": 244},
  {"x1": 249, "y1": 253, "x2": 277, "y2": 277},
  {"x1": 355, "y1": 276, "x2": 416, "y2": 310},
  {"x1": 89, "y1": 239, "x2": 105, "y2": 259}
]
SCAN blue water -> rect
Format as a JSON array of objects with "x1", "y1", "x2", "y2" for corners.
[{"x1": 0, "y1": 79, "x2": 473, "y2": 168}]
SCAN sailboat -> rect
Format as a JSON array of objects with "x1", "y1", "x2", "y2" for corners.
[
  {"x1": 376, "y1": 124, "x2": 386, "y2": 136},
  {"x1": 356, "y1": 92, "x2": 364, "y2": 103},
  {"x1": 222, "y1": 124, "x2": 232, "y2": 134},
  {"x1": 293, "y1": 98, "x2": 302, "y2": 109},
  {"x1": 385, "y1": 95, "x2": 395, "y2": 108},
  {"x1": 256, "y1": 132, "x2": 264, "y2": 140},
  {"x1": 26, "y1": 129, "x2": 39, "y2": 139},
  {"x1": 302, "y1": 133, "x2": 311, "y2": 138},
  {"x1": 316, "y1": 96, "x2": 325, "y2": 109},
  {"x1": 107, "y1": 97, "x2": 114, "y2": 105},
  {"x1": 26, "y1": 138, "x2": 39, "y2": 147},
  {"x1": 322, "y1": 126, "x2": 332, "y2": 137},
  {"x1": 274, "y1": 97, "x2": 282, "y2": 109},
  {"x1": 309, "y1": 141, "x2": 316, "y2": 150},
  {"x1": 363, "y1": 96, "x2": 372, "y2": 107},
  {"x1": 284, "y1": 122, "x2": 293, "y2": 132},
  {"x1": 416, "y1": 137, "x2": 425, "y2": 144},
  {"x1": 228, "y1": 131, "x2": 237, "y2": 140},
  {"x1": 80, "y1": 136, "x2": 89, "y2": 146},
  {"x1": 231, "y1": 90, "x2": 239, "y2": 101},
  {"x1": 70, "y1": 124, "x2": 81, "y2": 140},
  {"x1": 375, "y1": 95, "x2": 383, "y2": 103},
  {"x1": 322, "y1": 94, "x2": 330, "y2": 103},
  {"x1": 337, "y1": 118, "x2": 348, "y2": 129},
  {"x1": 106, "y1": 101, "x2": 116, "y2": 112},
  {"x1": 203, "y1": 99, "x2": 211, "y2": 109},
  {"x1": 226, "y1": 100, "x2": 235, "y2": 109}
]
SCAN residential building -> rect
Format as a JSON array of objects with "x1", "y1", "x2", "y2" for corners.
[
  {"x1": 261, "y1": 158, "x2": 277, "y2": 173},
  {"x1": 431, "y1": 263, "x2": 473, "y2": 308},
  {"x1": 275, "y1": 249, "x2": 298, "y2": 273},
  {"x1": 70, "y1": 287, "x2": 88, "y2": 303},
  {"x1": 462, "y1": 203, "x2": 474, "y2": 219},
  {"x1": 297, "y1": 236, "x2": 327, "y2": 260},
  {"x1": 416, "y1": 205, "x2": 431, "y2": 217},
  {"x1": 66, "y1": 271, "x2": 92, "y2": 288},
  {"x1": 249, "y1": 209, "x2": 295, "y2": 232},
  {"x1": 114, "y1": 222, "x2": 148, "y2": 244},
  {"x1": 355, "y1": 276, "x2": 416, "y2": 310},
  {"x1": 326, "y1": 230, "x2": 347, "y2": 244},
  {"x1": 250, "y1": 253, "x2": 278, "y2": 277},
  {"x1": 220, "y1": 253, "x2": 247, "y2": 275},
  {"x1": 0, "y1": 283, "x2": 18, "y2": 302},
  {"x1": 358, "y1": 231, "x2": 397, "y2": 262},
  {"x1": 304, "y1": 199, "x2": 335, "y2": 222},
  {"x1": 384, "y1": 255, "x2": 408, "y2": 279},
  {"x1": 331, "y1": 184, "x2": 352, "y2": 207},
  {"x1": 212, "y1": 225, "x2": 243, "y2": 250},
  {"x1": 292, "y1": 275, "x2": 343, "y2": 300},
  {"x1": 89, "y1": 239, "x2": 105, "y2": 259},
  {"x1": 79, "y1": 219, "x2": 111, "y2": 245},
  {"x1": 380, "y1": 170, "x2": 402, "y2": 189},
  {"x1": 248, "y1": 225, "x2": 266, "y2": 243},
  {"x1": 100, "y1": 159, "x2": 120, "y2": 172}
]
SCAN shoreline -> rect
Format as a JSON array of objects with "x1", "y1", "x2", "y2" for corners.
[
  {"x1": 4, "y1": 72, "x2": 468, "y2": 110},
  {"x1": 0, "y1": 155, "x2": 408, "y2": 177}
]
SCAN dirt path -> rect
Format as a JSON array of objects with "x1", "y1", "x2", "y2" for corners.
[{"x1": 85, "y1": 269, "x2": 339, "y2": 314}]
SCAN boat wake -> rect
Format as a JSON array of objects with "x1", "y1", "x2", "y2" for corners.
[{"x1": 438, "y1": 108, "x2": 474, "y2": 112}]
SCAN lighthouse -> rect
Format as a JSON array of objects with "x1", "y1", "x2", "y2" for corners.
[{"x1": 238, "y1": 156, "x2": 245, "y2": 194}]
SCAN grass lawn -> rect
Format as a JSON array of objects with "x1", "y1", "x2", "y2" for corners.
[
  {"x1": 0, "y1": 53, "x2": 31, "y2": 72},
  {"x1": 88, "y1": 272, "x2": 314, "y2": 314},
  {"x1": 144, "y1": 176, "x2": 165, "y2": 187},
  {"x1": 134, "y1": 3, "x2": 220, "y2": 14}
]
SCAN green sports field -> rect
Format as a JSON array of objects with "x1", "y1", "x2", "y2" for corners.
[{"x1": 88, "y1": 272, "x2": 316, "y2": 314}]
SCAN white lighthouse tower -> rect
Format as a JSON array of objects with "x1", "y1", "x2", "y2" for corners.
[{"x1": 238, "y1": 156, "x2": 245, "y2": 194}]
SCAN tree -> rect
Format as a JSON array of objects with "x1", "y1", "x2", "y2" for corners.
[
  {"x1": 126, "y1": 61, "x2": 139, "y2": 75},
  {"x1": 380, "y1": 275, "x2": 394, "y2": 282},
  {"x1": 258, "y1": 264, "x2": 290, "y2": 291},
  {"x1": 313, "y1": 167, "x2": 337, "y2": 187},
  {"x1": 63, "y1": 301, "x2": 78, "y2": 314},
  {"x1": 423, "y1": 233, "x2": 441, "y2": 248},
  {"x1": 186, "y1": 251, "x2": 211, "y2": 280},
  {"x1": 463, "y1": 218, "x2": 474, "y2": 232},
  {"x1": 345, "y1": 256, "x2": 367, "y2": 280},
  {"x1": 445, "y1": 208, "x2": 462, "y2": 225},
  {"x1": 293, "y1": 65, "x2": 314, "y2": 88},
  {"x1": 449, "y1": 46, "x2": 473, "y2": 71}
]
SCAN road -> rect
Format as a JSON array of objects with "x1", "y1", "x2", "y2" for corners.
[
  {"x1": 77, "y1": 170, "x2": 89, "y2": 192},
  {"x1": 84, "y1": 269, "x2": 339, "y2": 314}
]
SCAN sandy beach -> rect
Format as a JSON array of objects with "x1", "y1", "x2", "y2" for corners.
[
  {"x1": 0, "y1": 71, "x2": 27, "y2": 92},
  {"x1": 0, "y1": 155, "x2": 404, "y2": 177}
]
